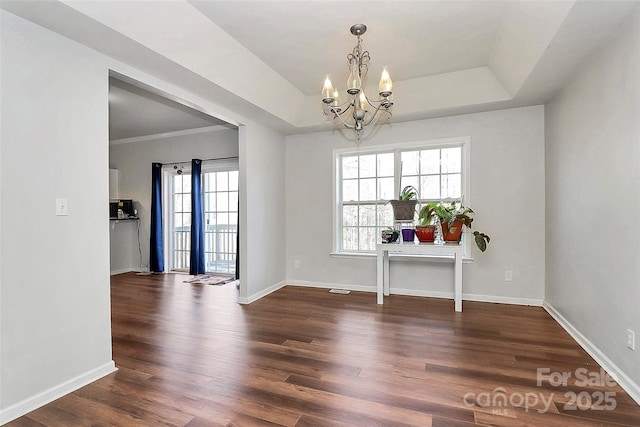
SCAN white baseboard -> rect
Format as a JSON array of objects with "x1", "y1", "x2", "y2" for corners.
[
  {"x1": 464, "y1": 293, "x2": 543, "y2": 306},
  {"x1": 544, "y1": 302, "x2": 640, "y2": 406},
  {"x1": 238, "y1": 280, "x2": 287, "y2": 304},
  {"x1": 110, "y1": 267, "x2": 134, "y2": 276},
  {"x1": 285, "y1": 280, "x2": 542, "y2": 306},
  {"x1": 0, "y1": 361, "x2": 117, "y2": 425},
  {"x1": 286, "y1": 280, "x2": 374, "y2": 293}
]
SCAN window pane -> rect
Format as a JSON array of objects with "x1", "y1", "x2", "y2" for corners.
[
  {"x1": 228, "y1": 170, "x2": 239, "y2": 190},
  {"x1": 359, "y1": 227, "x2": 376, "y2": 251},
  {"x1": 342, "y1": 156, "x2": 358, "y2": 179},
  {"x1": 377, "y1": 177, "x2": 394, "y2": 200},
  {"x1": 359, "y1": 178, "x2": 376, "y2": 201},
  {"x1": 377, "y1": 153, "x2": 394, "y2": 177},
  {"x1": 216, "y1": 172, "x2": 229, "y2": 191},
  {"x1": 229, "y1": 191, "x2": 238, "y2": 212},
  {"x1": 359, "y1": 154, "x2": 376, "y2": 178},
  {"x1": 343, "y1": 205, "x2": 358, "y2": 226},
  {"x1": 377, "y1": 204, "x2": 394, "y2": 227},
  {"x1": 183, "y1": 194, "x2": 191, "y2": 213},
  {"x1": 343, "y1": 179, "x2": 358, "y2": 202},
  {"x1": 207, "y1": 194, "x2": 216, "y2": 212},
  {"x1": 205, "y1": 213, "x2": 216, "y2": 228},
  {"x1": 420, "y1": 149, "x2": 440, "y2": 174},
  {"x1": 401, "y1": 176, "x2": 419, "y2": 193},
  {"x1": 218, "y1": 212, "x2": 229, "y2": 225},
  {"x1": 401, "y1": 151, "x2": 419, "y2": 176},
  {"x1": 174, "y1": 194, "x2": 184, "y2": 212},
  {"x1": 421, "y1": 175, "x2": 440, "y2": 199},
  {"x1": 217, "y1": 192, "x2": 229, "y2": 211},
  {"x1": 441, "y1": 147, "x2": 461, "y2": 173},
  {"x1": 206, "y1": 173, "x2": 216, "y2": 191},
  {"x1": 182, "y1": 176, "x2": 191, "y2": 193},
  {"x1": 359, "y1": 205, "x2": 376, "y2": 226},
  {"x1": 442, "y1": 174, "x2": 461, "y2": 198},
  {"x1": 343, "y1": 227, "x2": 358, "y2": 250}
]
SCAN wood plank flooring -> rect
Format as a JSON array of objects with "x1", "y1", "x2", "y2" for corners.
[{"x1": 8, "y1": 272, "x2": 640, "y2": 426}]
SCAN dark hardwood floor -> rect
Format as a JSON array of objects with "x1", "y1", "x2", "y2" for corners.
[{"x1": 8, "y1": 272, "x2": 640, "y2": 426}]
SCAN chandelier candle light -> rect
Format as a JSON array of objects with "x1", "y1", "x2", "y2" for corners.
[{"x1": 322, "y1": 24, "x2": 393, "y2": 140}]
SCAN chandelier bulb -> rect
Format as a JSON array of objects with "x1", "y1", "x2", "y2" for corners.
[
  {"x1": 346, "y1": 58, "x2": 361, "y2": 95},
  {"x1": 379, "y1": 66, "x2": 393, "y2": 97},
  {"x1": 322, "y1": 74, "x2": 335, "y2": 103}
]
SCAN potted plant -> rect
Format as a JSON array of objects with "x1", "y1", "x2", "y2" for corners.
[
  {"x1": 389, "y1": 185, "x2": 418, "y2": 222},
  {"x1": 381, "y1": 227, "x2": 399, "y2": 243},
  {"x1": 415, "y1": 202, "x2": 438, "y2": 242},
  {"x1": 418, "y1": 201, "x2": 491, "y2": 252}
]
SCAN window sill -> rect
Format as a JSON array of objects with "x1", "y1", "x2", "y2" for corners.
[{"x1": 330, "y1": 251, "x2": 474, "y2": 263}]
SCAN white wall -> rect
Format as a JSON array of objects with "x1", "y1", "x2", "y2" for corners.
[
  {"x1": 0, "y1": 9, "x2": 287, "y2": 422},
  {"x1": 238, "y1": 123, "x2": 287, "y2": 303},
  {"x1": 108, "y1": 129, "x2": 239, "y2": 274},
  {"x1": 285, "y1": 106, "x2": 545, "y2": 304},
  {"x1": 545, "y1": 7, "x2": 640, "y2": 394},
  {"x1": 0, "y1": 10, "x2": 115, "y2": 420}
]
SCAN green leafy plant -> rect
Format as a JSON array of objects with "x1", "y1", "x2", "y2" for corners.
[
  {"x1": 418, "y1": 201, "x2": 491, "y2": 252},
  {"x1": 399, "y1": 185, "x2": 418, "y2": 201}
]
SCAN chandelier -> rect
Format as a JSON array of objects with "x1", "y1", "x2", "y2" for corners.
[{"x1": 321, "y1": 24, "x2": 394, "y2": 140}]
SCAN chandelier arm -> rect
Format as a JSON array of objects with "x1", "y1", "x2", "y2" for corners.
[
  {"x1": 361, "y1": 103, "x2": 392, "y2": 127},
  {"x1": 330, "y1": 109, "x2": 357, "y2": 130}
]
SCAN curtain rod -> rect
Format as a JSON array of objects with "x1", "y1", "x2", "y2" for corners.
[{"x1": 161, "y1": 156, "x2": 239, "y2": 166}]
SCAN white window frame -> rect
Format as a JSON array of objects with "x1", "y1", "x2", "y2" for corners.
[
  {"x1": 163, "y1": 164, "x2": 193, "y2": 272},
  {"x1": 201, "y1": 159, "x2": 239, "y2": 275},
  {"x1": 332, "y1": 136, "x2": 471, "y2": 257}
]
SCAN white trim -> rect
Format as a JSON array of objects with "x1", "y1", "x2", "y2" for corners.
[
  {"x1": 544, "y1": 302, "x2": 640, "y2": 406},
  {"x1": 284, "y1": 280, "x2": 542, "y2": 306},
  {"x1": 286, "y1": 280, "x2": 374, "y2": 293},
  {"x1": 237, "y1": 280, "x2": 286, "y2": 304},
  {"x1": 463, "y1": 293, "x2": 542, "y2": 306},
  {"x1": 329, "y1": 251, "x2": 474, "y2": 263},
  {"x1": 110, "y1": 267, "x2": 135, "y2": 276},
  {"x1": 109, "y1": 125, "x2": 228, "y2": 145},
  {"x1": 0, "y1": 361, "x2": 117, "y2": 425}
]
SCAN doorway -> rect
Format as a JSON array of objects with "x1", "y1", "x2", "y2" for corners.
[{"x1": 108, "y1": 74, "x2": 240, "y2": 280}]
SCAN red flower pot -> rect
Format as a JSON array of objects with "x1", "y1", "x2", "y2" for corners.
[
  {"x1": 415, "y1": 225, "x2": 435, "y2": 243},
  {"x1": 443, "y1": 220, "x2": 464, "y2": 242}
]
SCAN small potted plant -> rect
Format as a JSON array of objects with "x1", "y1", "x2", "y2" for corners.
[
  {"x1": 381, "y1": 227, "x2": 400, "y2": 243},
  {"x1": 389, "y1": 185, "x2": 418, "y2": 222},
  {"x1": 419, "y1": 201, "x2": 491, "y2": 251},
  {"x1": 415, "y1": 203, "x2": 438, "y2": 242}
]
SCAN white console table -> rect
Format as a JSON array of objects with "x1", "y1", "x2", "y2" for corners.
[{"x1": 376, "y1": 242, "x2": 464, "y2": 312}]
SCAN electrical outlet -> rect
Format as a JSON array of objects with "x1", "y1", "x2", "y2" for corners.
[
  {"x1": 294, "y1": 259, "x2": 300, "y2": 269},
  {"x1": 504, "y1": 270, "x2": 512, "y2": 282},
  {"x1": 56, "y1": 198, "x2": 69, "y2": 216},
  {"x1": 627, "y1": 329, "x2": 635, "y2": 350}
]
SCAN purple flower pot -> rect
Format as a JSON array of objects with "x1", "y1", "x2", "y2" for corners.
[{"x1": 401, "y1": 228, "x2": 415, "y2": 243}]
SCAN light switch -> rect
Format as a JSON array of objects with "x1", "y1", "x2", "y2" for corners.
[{"x1": 56, "y1": 198, "x2": 69, "y2": 216}]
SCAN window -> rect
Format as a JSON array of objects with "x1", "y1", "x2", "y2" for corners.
[
  {"x1": 170, "y1": 172, "x2": 192, "y2": 270},
  {"x1": 204, "y1": 169, "x2": 238, "y2": 274},
  {"x1": 334, "y1": 137, "x2": 469, "y2": 254},
  {"x1": 165, "y1": 161, "x2": 239, "y2": 273}
]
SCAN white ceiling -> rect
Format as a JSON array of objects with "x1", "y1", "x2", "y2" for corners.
[
  {"x1": 109, "y1": 78, "x2": 229, "y2": 141},
  {"x1": 3, "y1": 0, "x2": 639, "y2": 137}
]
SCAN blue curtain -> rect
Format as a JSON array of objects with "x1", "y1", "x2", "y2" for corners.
[
  {"x1": 150, "y1": 162, "x2": 164, "y2": 272},
  {"x1": 190, "y1": 159, "x2": 206, "y2": 275}
]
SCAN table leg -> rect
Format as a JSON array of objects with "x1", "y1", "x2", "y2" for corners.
[
  {"x1": 383, "y1": 250, "x2": 390, "y2": 296},
  {"x1": 376, "y1": 248, "x2": 383, "y2": 304},
  {"x1": 454, "y1": 252, "x2": 462, "y2": 312}
]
